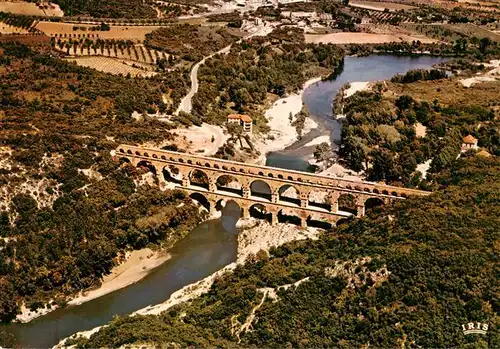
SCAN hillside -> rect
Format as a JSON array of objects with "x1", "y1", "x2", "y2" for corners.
[
  {"x1": 0, "y1": 41, "x2": 199, "y2": 329},
  {"x1": 73, "y1": 156, "x2": 500, "y2": 348}
]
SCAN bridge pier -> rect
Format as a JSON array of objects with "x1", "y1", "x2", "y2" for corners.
[
  {"x1": 120, "y1": 145, "x2": 429, "y2": 228},
  {"x1": 271, "y1": 213, "x2": 278, "y2": 226},
  {"x1": 357, "y1": 205, "x2": 365, "y2": 218},
  {"x1": 242, "y1": 207, "x2": 250, "y2": 219},
  {"x1": 271, "y1": 193, "x2": 278, "y2": 204},
  {"x1": 242, "y1": 186, "x2": 250, "y2": 199}
]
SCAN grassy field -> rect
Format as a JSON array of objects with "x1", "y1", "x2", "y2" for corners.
[
  {"x1": 0, "y1": 1, "x2": 63, "y2": 16},
  {"x1": 404, "y1": 23, "x2": 500, "y2": 42},
  {"x1": 36, "y1": 21, "x2": 162, "y2": 42},
  {"x1": 387, "y1": 79, "x2": 500, "y2": 109}
]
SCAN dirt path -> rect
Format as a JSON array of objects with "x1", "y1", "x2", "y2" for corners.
[
  {"x1": 174, "y1": 45, "x2": 231, "y2": 115},
  {"x1": 174, "y1": 23, "x2": 273, "y2": 115}
]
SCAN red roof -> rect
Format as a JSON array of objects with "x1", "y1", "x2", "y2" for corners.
[
  {"x1": 227, "y1": 114, "x2": 252, "y2": 123},
  {"x1": 463, "y1": 135, "x2": 477, "y2": 144}
]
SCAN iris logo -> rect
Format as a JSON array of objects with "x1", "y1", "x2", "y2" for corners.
[{"x1": 462, "y1": 322, "x2": 489, "y2": 335}]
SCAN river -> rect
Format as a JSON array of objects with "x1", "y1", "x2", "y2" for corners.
[
  {"x1": 2, "y1": 54, "x2": 447, "y2": 347},
  {"x1": 266, "y1": 54, "x2": 447, "y2": 171}
]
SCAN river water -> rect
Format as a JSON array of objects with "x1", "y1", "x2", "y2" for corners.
[
  {"x1": 2, "y1": 54, "x2": 446, "y2": 348},
  {"x1": 266, "y1": 54, "x2": 447, "y2": 171}
]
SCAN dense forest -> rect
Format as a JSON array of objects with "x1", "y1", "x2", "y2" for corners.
[
  {"x1": 338, "y1": 69, "x2": 499, "y2": 187},
  {"x1": 0, "y1": 41, "x2": 200, "y2": 328},
  {"x1": 191, "y1": 28, "x2": 344, "y2": 129},
  {"x1": 72, "y1": 156, "x2": 500, "y2": 348},
  {"x1": 145, "y1": 24, "x2": 242, "y2": 62},
  {"x1": 46, "y1": 0, "x2": 157, "y2": 18}
]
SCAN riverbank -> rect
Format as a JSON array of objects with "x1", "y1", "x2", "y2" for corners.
[
  {"x1": 304, "y1": 80, "x2": 372, "y2": 181},
  {"x1": 253, "y1": 77, "x2": 322, "y2": 165},
  {"x1": 55, "y1": 220, "x2": 321, "y2": 347},
  {"x1": 68, "y1": 249, "x2": 171, "y2": 306},
  {"x1": 16, "y1": 248, "x2": 171, "y2": 323}
]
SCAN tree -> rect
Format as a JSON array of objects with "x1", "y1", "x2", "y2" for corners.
[
  {"x1": 313, "y1": 142, "x2": 335, "y2": 169},
  {"x1": 227, "y1": 122, "x2": 243, "y2": 140},
  {"x1": 479, "y1": 37, "x2": 491, "y2": 54},
  {"x1": 0, "y1": 279, "x2": 18, "y2": 322}
]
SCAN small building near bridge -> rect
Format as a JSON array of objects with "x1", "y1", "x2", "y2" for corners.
[{"x1": 227, "y1": 114, "x2": 253, "y2": 133}]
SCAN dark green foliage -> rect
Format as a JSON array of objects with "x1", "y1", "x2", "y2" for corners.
[
  {"x1": 0, "y1": 42, "x2": 200, "y2": 324},
  {"x1": 338, "y1": 77, "x2": 499, "y2": 185},
  {"x1": 192, "y1": 31, "x2": 343, "y2": 126},
  {"x1": 79, "y1": 157, "x2": 500, "y2": 348},
  {"x1": 145, "y1": 24, "x2": 240, "y2": 62},
  {"x1": 50, "y1": 0, "x2": 156, "y2": 18},
  {"x1": 0, "y1": 184, "x2": 203, "y2": 323},
  {"x1": 391, "y1": 69, "x2": 448, "y2": 83}
]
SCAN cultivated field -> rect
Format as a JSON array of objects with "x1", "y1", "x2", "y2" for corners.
[
  {"x1": 36, "y1": 21, "x2": 162, "y2": 42},
  {"x1": 54, "y1": 41, "x2": 168, "y2": 65},
  {"x1": 305, "y1": 32, "x2": 437, "y2": 45},
  {"x1": 0, "y1": 21, "x2": 30, "y2": 34},
  {"x1": 64, "y1": 56, "x2": 157, "y2": 77},
  {"x1": 349, "y1": 0, "x2": 416, "y2": 12},
  {"x1": 0, "y1": 1, "x2": 63, "y2": 16}
]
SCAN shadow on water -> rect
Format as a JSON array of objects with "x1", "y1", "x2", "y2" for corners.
[{"x1": 3, "y1": 206, "x2": 240, "y2": 348}]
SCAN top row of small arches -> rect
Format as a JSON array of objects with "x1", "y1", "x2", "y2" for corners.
[{"x1": 118, "y1": 148, "x2": 406, "y2": 197}]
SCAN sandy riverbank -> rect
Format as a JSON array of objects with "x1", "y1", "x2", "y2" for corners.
[
  {"x1": 305, "y1": 80, "x2": 371, "y2": 182},
  {"x1": 253, "y1": 77, "x2": 321, "y2": 164},
  {"x1": 16, "y1": 248, "x2": 170, "y2": 323},
  {"x1": 460, "y1": 60, "x2": 500, "y2": 87},
  {"x1": 54, "y1": 221, "x2": 321, "y2": 347},
  {"x1": 68, "y1": 249, "x2": 171, "y2": 306}
]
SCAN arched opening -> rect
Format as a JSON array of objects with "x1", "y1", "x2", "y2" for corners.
[
  {"x1": 216, "y1": 175, "x2": 242, "y2": 196},
  {"x1": 365, "y1": 197, "x2": 384, "y2": 213},
  {"x1": 249, "y1": 204, "x2": 272, "y2": 223},
  {"x1": 118, "y1": 157, "x2": 131, "y2": 164},
  {"x1": 250, "y1": 180, "x2": 272, "y2": 201},
  {"x1": 217, "y1": 199, "x2": 241, "y2": 235},
  {"x1": 162, "y1": 165, "x2": 183, "y2": 186},
  {"x1": 308, "y1": 190, "x2": 331, "y2": 211},
  {"x1": 338, "y1": 194, "x2": 357, "y2": 216},
  {"x1": 137, "y1": 160, "x2": 157, "y2": 176},
  {"x1": 336, "y1": 217, "x2": 352, "y2": 227},
  {"x1": 189, "y1": 169, "x2": 209, "y2": 190},
  {"x1": 278, "y1": 185, "x2": 300, "y2": 206},
  {"x1": 189, "y1": 192, "x2": 210, "y2": 211},
  {"x1": 277, "y1": 209, "x2": 302, "y2": 226},
  {"x1": 306, "y1": 214, "x2": 332, "y2": 230}
]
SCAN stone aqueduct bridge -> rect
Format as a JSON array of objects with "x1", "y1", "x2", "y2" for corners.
[{"x1": 117, "y1": 145, "x2": 430, "y2": 227}]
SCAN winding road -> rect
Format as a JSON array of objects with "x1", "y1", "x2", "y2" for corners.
[
  {"x1": 174, "y1": 23, "x2": 274, "y2": 116},
  {"x1": 174, "y1": 45, "x2": 232, "y2": 115}
]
